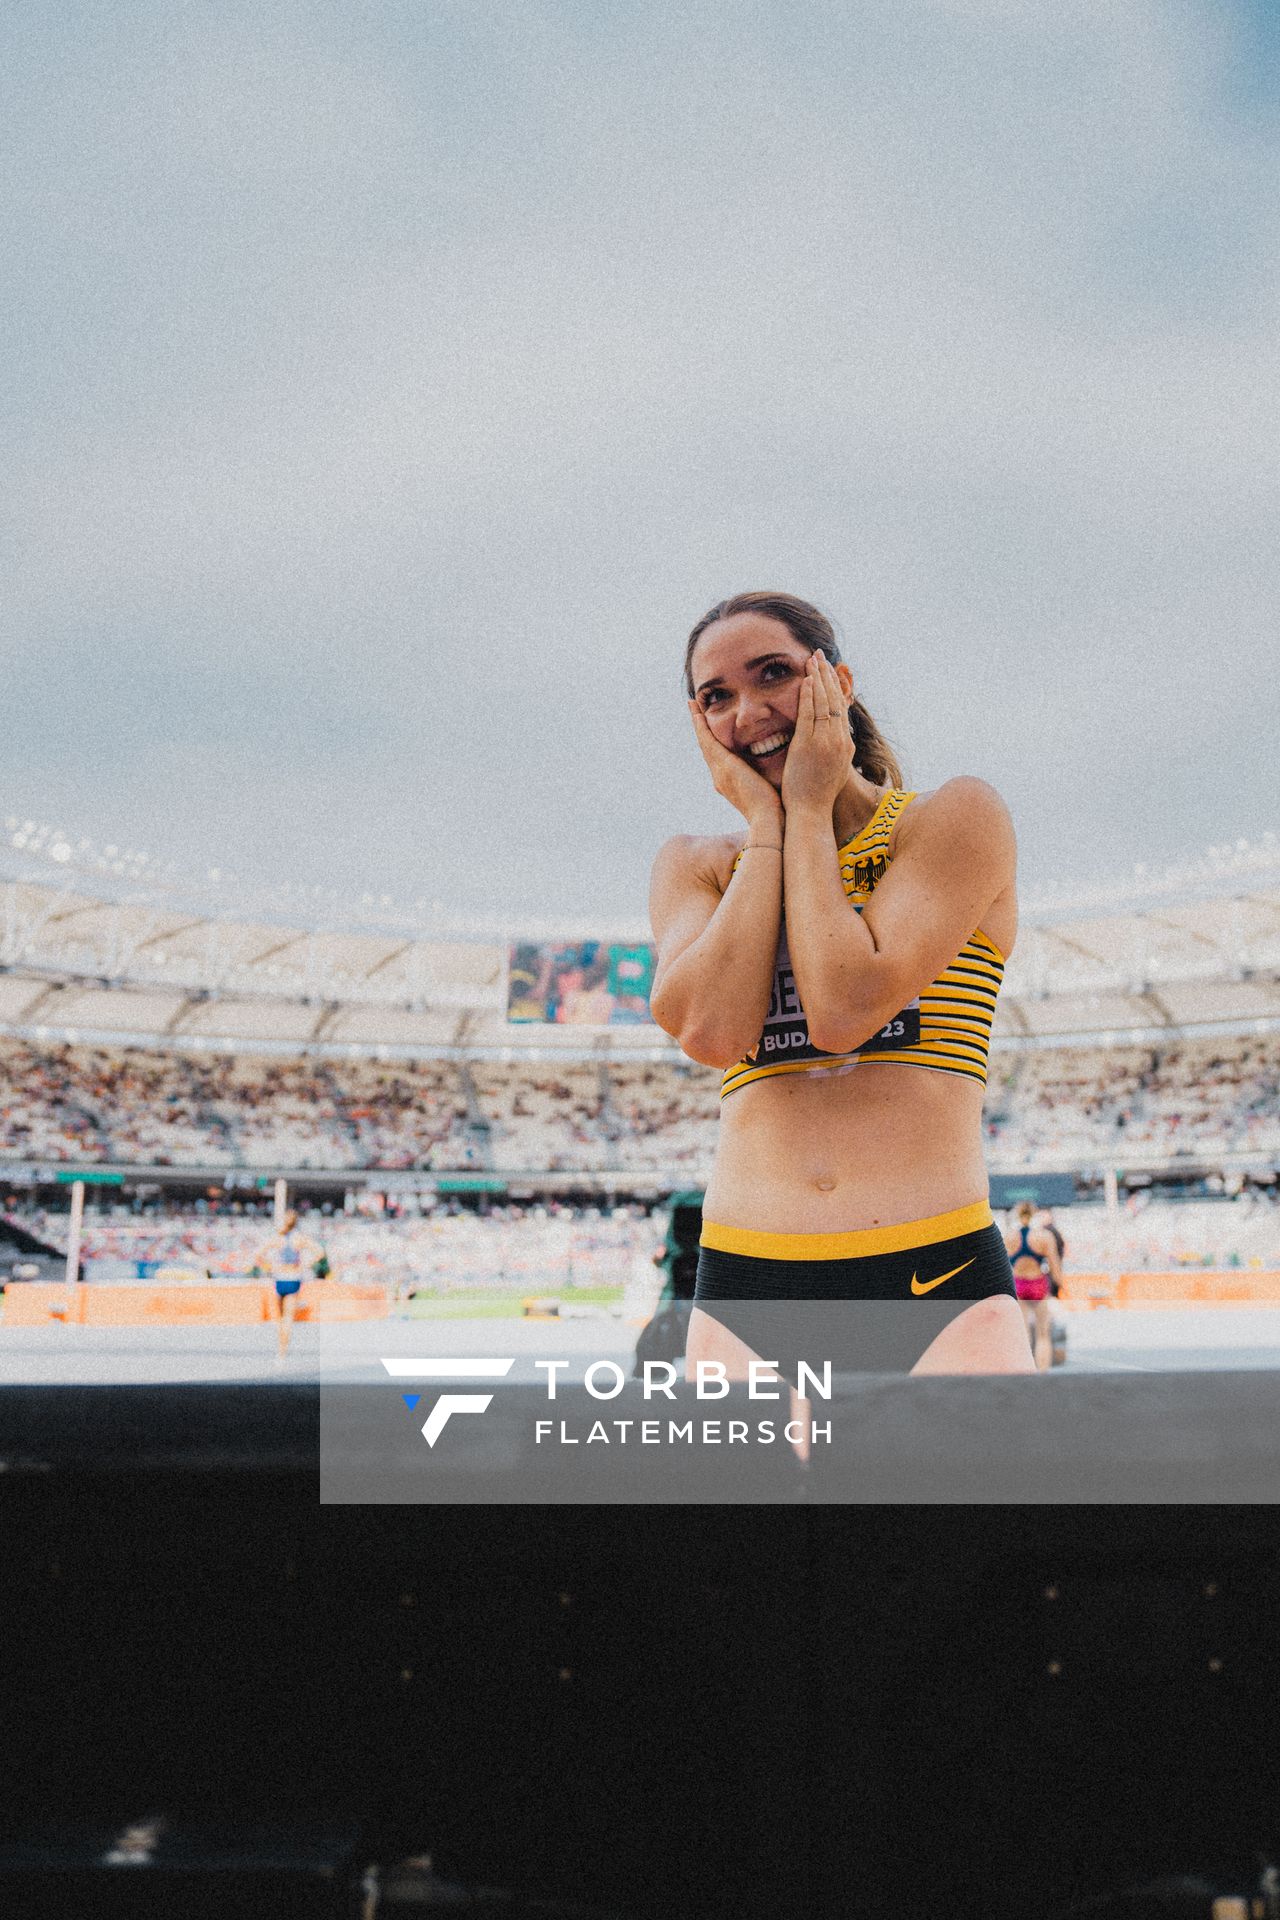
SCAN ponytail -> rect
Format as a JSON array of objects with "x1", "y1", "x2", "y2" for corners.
[{"x1": 847, "y1": 694, "x2": 903, "y2": 788}]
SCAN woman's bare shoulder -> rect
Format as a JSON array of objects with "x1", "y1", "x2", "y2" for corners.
[
  {"x1": 902, "y1": 777, "x2": 1013, "y2": 831},
  {"x1": 895, "y1": 778, "x2": 1018, "y2": 956},
  {"x1": 894, "y1": 778, "x2": 1015, "y2": 868}
]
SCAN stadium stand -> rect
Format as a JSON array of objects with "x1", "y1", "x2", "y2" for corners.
[
  {"x1": 4, "y1": 1032, "x2": 1279, "y2": 1177},
  {"x1": 0, "y1": 1042, "x2": 476, "y2": 1172},
  {"x1": 2, "y1": 844, "x2": 1277, "y2": 1291},
  {"x1": 985, "y1": 1034, "x2": 1280, "y2": 1166}
]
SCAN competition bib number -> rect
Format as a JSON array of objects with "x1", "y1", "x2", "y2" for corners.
[
  {"x1": 749, "y1": 937, "x2": 921, "y2": 1065},
  {"x1": 867, "y1": 1010, "x2": 919, "y2": 1049}
]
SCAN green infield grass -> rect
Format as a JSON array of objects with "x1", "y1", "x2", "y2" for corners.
[{"x1": 403, "y1": 1285, "x2": 625, "y2": 1319}]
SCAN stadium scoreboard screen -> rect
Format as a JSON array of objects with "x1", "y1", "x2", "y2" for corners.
[{"x1": 507, "y1": 940, "x2": 655, "y2": 1024}]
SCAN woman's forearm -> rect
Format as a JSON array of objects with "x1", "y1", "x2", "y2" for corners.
[
  {"x1": 651, "y1": 844, "x2": 784, "y2": 1068},
  {"x1": 782, "y1": 804, "x2": 880, "y2": 1052}
]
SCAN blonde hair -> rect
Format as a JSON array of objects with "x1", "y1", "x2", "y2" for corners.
[{"x1": 684, "y1": 590, "x2": 903, "y2": 788}]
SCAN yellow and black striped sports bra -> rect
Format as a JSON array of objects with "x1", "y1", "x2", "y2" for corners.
[{"x1": 720, "y1": 788, "x2": 1006, "y2": 1101}]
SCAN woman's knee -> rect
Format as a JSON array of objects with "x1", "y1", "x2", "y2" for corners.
[{"x1": 913, "y1": 1294, "x2": 1035, "y2": 1374}]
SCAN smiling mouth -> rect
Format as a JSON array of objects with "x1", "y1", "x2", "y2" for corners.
[{"x1": 742, "y1": 730, "x2": 792, "y2": 762}]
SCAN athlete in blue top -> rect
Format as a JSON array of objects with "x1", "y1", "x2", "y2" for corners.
[{"x1": 254, "y1": 1209, "x2": 326, "y2": 1357}]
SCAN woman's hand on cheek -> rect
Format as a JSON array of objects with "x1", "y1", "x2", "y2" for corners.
[
  {"x1": 780, "y1": 656, "x2": 850, "y2": 816},
  {"x1": 688, "y1": 699, "x2": 784, "y2": 832}
]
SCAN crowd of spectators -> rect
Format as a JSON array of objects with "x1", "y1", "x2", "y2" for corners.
[
  {"x1": 2, "y1": 1032, "x2": 1278, "y2": 1178},
  {"x1": 474, "y1": 1061, "x2": 713, "y2": 1173},
  {"x1": 0, "y1": 1042, "x2": 483, "y2": 1171},
  {"x1": 985, "y1": 1036, "x2": 1280, "y2": 1166}
]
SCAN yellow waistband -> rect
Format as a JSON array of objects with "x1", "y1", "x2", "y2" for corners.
[{"x1": 699, "y1": 1199, "x2": 994, "y2": 1261}]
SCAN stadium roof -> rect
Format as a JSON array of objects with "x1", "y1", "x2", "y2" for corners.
[{"x1": 2, "y1": 864, "x2": 1278, "y2": 1054}]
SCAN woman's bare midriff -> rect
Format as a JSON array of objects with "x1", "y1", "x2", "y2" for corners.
[
  {"x1": 702, "y1": 1061, "x2": 991, "y2": 1234},
  {"x1": 694, "y1": 802, "x2": 1014, "y2": 1236}
]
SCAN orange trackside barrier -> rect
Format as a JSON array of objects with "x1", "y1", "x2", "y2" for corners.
[
  {"x1": 292, "y1": 1282, "x2": 390, "y2": 1322},
  {"x1": 79, "y1": 1285, "x2": 267, "y2": 1326},
  {"x1": 1, "y1": 1283, "x2": 84, "y2": 1325},
  {"x1": 1056, "y1": 1272, "x2": 1117, "y2": 1309},
  {"x1": 1116, "y1": 1270, "x2": 1280, "y2": 1308},
  {"x1": 2, "y1": 1280, "x2": 390, "y2": 1325}
]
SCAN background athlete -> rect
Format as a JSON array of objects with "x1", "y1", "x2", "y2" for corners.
[
  {"x1": 1003, "y1": 1201, "x2": 1062, "y2": 1370},
  {"x1": 649, "y1": 590, "x2": 1035, "y2": 1388},
  {"x1": 252, "y1": 1208, "x2": 327, "y2": 1357}
]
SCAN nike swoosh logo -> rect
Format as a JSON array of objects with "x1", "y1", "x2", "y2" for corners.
[{"x1": 910, "y1": 1258, "x2": 976, "y2": 1296}]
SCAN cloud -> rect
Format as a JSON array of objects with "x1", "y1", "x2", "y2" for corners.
[{"x1": 3, "y1": 1, "x2": 1277, "y2": 922}]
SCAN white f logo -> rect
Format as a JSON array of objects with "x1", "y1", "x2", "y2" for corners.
[{"x1": 381, "y1": 1358, "x2": 516, "y2": 1446}]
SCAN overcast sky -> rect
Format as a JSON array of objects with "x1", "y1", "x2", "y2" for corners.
[{"x1": 5, "y1": 1, "x2": 1278, "y2": 932}]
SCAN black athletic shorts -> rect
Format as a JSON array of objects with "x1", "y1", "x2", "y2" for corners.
[{"x1": 693, "y1": 1200, "x2": 1018, "y2": 1378}]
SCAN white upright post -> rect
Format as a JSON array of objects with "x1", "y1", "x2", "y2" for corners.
[
  {"x1": 274, "y1": 1177, "x2": 288, "y2": 1230},
  {"x1": 1103, "y1": 1166, "x2": 1121, "y2": 1301},
  {"x1": 65, "y1": 1179, "x2": 85, "y2": 1287}
]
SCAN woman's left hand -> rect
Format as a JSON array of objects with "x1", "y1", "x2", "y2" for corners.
[{"x1": 780, "y1": 652, "x2": 853, "y2": 815}]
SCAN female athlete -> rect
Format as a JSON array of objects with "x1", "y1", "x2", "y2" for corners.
[
  {"x1": 648, "y1": 591, "x2": 1035, "y2": 1383},
  {"x1": 253, "y1": 1207, "x2": 325, "y2": 1358},
  {"x1": 1003, "y1": 1201, "x2": 1063, "y2": 1372}
]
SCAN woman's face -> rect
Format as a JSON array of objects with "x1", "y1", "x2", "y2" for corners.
[{"x1": 689, "y1": 612, "x2": 848, "y2": 790}]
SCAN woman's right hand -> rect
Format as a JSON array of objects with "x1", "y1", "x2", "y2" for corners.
[{"x1": 688, "y1": 700, "x2": 785, "y2": 833}]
